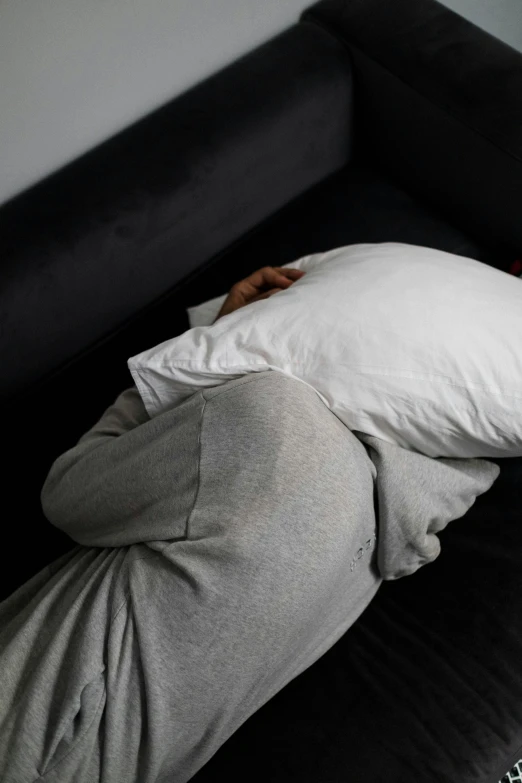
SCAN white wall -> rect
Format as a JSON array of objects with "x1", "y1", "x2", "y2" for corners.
[
  {"x1": 0, "y1": 0, "x2": 312, "y2": 206},
  {"x1": 1, "y1": 0, "x2": 521, "y2": 207},
  {"x1": 439, "y1": 0, "x2": 522, "y2": 51}
]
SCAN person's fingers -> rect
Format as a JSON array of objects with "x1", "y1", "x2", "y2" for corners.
[
  {"x1": 273, "y1": 267, "x2": 305, "y2": 282},
  {"x1": 250, "y1": 287, "x2": 282, "y2": 303},
  {"x1": 263, "y1": 266, "x2": 304, "y2": 288},
  {"x1": 243, "y1": 266, "x2": 301, "y2": 295},
  {"x1": 215, "y1": 267, "x2": 302, "y2": 321}
]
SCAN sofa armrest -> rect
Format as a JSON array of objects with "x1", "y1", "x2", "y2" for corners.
[{"x1": 302, "y1": 0, "x2": 522, "y2": 259}]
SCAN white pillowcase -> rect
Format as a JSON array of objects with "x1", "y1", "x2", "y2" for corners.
[
  {"x1": 128, "y1": 242, "x2": 522, "y2": 459},
  {"x1": 186, "y1": 294, "x2": 227, "y2": 328}
]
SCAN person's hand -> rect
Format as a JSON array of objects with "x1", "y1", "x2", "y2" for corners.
[{"x1": 214, "y1": 266, "x2": 305, "y2": 322}]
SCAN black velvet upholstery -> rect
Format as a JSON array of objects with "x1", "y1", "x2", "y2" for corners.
[
  {"x1": 303, "y1": 0, "x2": 522, "y2": 257},
  {"x1": 0, "y1": 21, "x2": 353, "y2": 401},
  {"x1": 1, "y1": 0, "x2": 522, "y2": 781}
]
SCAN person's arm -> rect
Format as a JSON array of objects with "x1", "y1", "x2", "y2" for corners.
[
  {"x1": 43, "y1": 384, "x2": 149, "y2": 482},
  {"x1": 40, "y1": 385, "x2": 152, "y2": 545},
  {"x1": 41, "y1": 266, "x2": 306, "y2": 548},
  {"x1": 79, "y1": 385, "x2": 150, "y2": 446}
]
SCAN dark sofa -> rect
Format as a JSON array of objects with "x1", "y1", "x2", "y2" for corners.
[{"x1": 1, "y1": 0, "x2": 521, "y2": 780}]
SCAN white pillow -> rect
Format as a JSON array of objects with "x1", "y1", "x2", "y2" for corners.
[
  {"x1": 128, "y1": 242, "x2": 522, "y2": 459},
  {"x1": 186, "y1": 293, "x2": 226, "y2": 328}
]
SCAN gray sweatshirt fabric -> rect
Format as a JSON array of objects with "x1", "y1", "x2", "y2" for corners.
[{"x1": 0, "y1": 370, "x2": 499, "y2": 783}]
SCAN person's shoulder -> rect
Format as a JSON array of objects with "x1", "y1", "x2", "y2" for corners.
[
  {"x1": 202, "y1": 371, "x2": 332, "y2": 442},
  {"x1": 203, "y1": 370, "x2": 313, "y2": 408}
]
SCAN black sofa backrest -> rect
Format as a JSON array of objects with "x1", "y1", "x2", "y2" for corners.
[
  {"x1": 3, "y1": 0, "x2": 522, "y2": 408},
  {"x1": 0, "y1": 21, "x2": 354, "y2": 402},
  {"x1": 304, "y1": 0, "x2": 522, "y2": 258}
]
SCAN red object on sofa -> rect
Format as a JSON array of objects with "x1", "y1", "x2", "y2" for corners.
[{"x1": 509, "y1": 260, "x2": 522, "y2": 277}]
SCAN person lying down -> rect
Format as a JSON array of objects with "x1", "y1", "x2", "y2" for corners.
[{"x1": 0, "y1": 266, "x2": 499, "y2": 783}]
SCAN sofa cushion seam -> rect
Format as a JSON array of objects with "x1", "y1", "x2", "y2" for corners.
[{"x1": 301, "y1": 15, "x2": 522, "y2": 167}]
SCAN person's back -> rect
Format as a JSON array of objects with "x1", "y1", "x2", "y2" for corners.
[
  {"x1": 1, "y1": 265, "x2": 498, "y2": 782},
  {"x1": 0, "y1": 371, "x2": 383, "y2": 783}
]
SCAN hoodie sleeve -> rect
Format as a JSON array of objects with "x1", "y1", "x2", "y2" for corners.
[
  {"x1": 77, "y1": 385, "x2": 151, "y2": 445},
  {"x1": 355, "y1": 431, "x2": 501, "y2": 580},
  {"x1": 40, "y1": 382, "x2": 204, "y2": 549},
  {"x1": 41, "y1": 386, "x2": 150, "y2": 491},
  {"x1": 40, "y1": 386, "x2": 148, "y2": 546}
]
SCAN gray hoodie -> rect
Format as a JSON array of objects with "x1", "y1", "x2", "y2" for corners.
[{"x1": 0, "y1": 370, "x2": 499, "y2": 783}]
